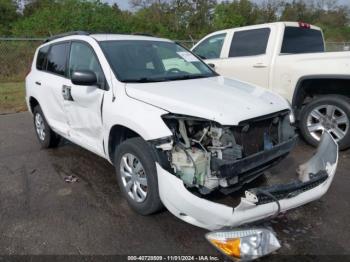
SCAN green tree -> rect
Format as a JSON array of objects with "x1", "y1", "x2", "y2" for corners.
[
  {"x1": 257, "y1": 0, "x2": 285, "y2": 22},
  {"x1": 186, "y1": 0, "x2": 216, "y2": 38},
  {"x1": 129, "y1": 2, "x2": 175, "y2": 38},
  {"x1": 280, "y1": 0, "x2": 314, "y2": 22},
  {"x1": 22, "y1": 0, "x2": 51, "y2": 17},
  {"x1": 213, "y1": 0, "x2": 258, "y2": 30},
  {"x1": 12, "y1": 0, "x2": 130, "y2": 37},
  {"x1": 0, "y1": 0, "x2": 19, "y2": 35}
]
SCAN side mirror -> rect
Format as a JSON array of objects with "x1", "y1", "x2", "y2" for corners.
[
  {"x1": 208, "y1": 63, "x2": 215, "y2": 69},
  {"x1": 71, "y1": 70, "x2": 97, "y2": 86}
]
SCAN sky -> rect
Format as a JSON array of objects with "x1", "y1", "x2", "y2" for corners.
[{"x1": 105, "y1": 0, "x2": 350, "y2": 10}]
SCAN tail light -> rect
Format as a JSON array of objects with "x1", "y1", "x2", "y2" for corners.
[
  {"x1": 298, "y1": 22, "x2": 311, "y2": 29},
  {"x1": 25, "y1": 66, "x2": 32, "y2": 78}
]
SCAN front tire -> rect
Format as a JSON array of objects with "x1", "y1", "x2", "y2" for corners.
[
  {"x1": 114, "y1": 137, "x2": 163, "y2": 215},
  {"x1": 299, "y1": 95, "x2": 350, "y2": 150},
  {"x1": 33, "y1": 106, "x2": 61, "y2": 148}
]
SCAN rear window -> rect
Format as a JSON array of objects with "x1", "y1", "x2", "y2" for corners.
[
  {"x1": 46, "y1": 43, "x2": 69, "y2": 76},
  {"x1": 229, "y1": 28, "x2": 270, "y2": 57},
  {"x1": 281, "y1": 27, "x2": 325, "y2": 54},
  {"x1": 36, "y1": 45, "x2": 49, "y2": 70}
]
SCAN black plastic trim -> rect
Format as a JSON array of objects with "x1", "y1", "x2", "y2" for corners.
[
  {"x1": 247, "y1": 170, "x2": 328, "y2": 204},
  {"x1": 214, "y1": 135, "x2": 298, "y2": 179}
]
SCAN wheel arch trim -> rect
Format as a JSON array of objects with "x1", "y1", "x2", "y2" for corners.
[{"x1": 292, "y1": 74, "x2": 350, "y2": 109}]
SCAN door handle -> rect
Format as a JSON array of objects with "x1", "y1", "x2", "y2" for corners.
[
  {"x1": 35, "y1": 81, "x2": 41, "y2": 86},
  {"x1": 253, "y1": 63, "x2": 267, "y2": 68},
  {"x1": 62, "y1": 85, "x2": 74, "y2": 101}
]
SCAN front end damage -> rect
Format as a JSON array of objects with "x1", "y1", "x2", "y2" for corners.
[{"x1": 151, "y1": 112, "x2": 338, "y2": 231}]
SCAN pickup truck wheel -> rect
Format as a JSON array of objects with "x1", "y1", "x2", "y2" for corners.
[
  {"x1": 33, "y1": 106, "x2": 61, "y2": 148},
  {"x1": 299, "y1": 95, "x2": 350, "y2": 150},
  {"x1": 114, "y1": 137, "x2": 162, "y2": 215}
]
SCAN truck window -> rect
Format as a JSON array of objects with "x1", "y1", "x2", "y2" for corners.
[
  {"x1": 281, "y1": 27, "x2": 325, "y2": 54},
  {"x1": 192, "y1": 33, "x2": 226, "y2": 59},
  {"x1": 229, "y1": 28, "x2": 270, "y2": 57},
  {"x1": 46, "y1": 43, "x2": 69, "y2": 77}
]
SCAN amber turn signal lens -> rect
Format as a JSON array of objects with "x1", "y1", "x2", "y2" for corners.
[{"x1": 210, "y1": 238, "x2": 241, "y2": 257}]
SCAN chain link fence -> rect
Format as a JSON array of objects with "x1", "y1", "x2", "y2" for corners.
[
  {"x1": 0, "y1": 37, "x2": 349, "y2": 82},
  {"x1": 326, "y1": 42, "x2": 350, "y2": 52},
  {"x1": 0, "y1": 38, "x2": 44, "y2": 82}
]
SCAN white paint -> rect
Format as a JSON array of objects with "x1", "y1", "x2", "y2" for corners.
[
  {"x1": 126, "y1": 76, "x2": 289, "y2": 125},
  {"x1": 192, "y1": 21, "x2": 350, "y2": 102},
  {"x1": 157, "y1": 131, "x2": 338, "y2": 230},
  {"x1": 25, "y1": 33, "x2": 338, "y2": 231}
]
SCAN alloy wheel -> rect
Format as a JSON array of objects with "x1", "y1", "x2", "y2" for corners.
[
  {"x1": 120, "y1": 153, "x2": 148, "y2": 203},
  {"x1": 35, "y1": 113, "x2": 46, "y2": 141},
  {"x1": 307, "y1": 104, "x2": 349, "y2": 141}
]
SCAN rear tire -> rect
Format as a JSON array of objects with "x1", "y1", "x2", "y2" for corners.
[
  {"x1": 33, "y1": 106, "x2": 61, "y2": 148},
  {"x1": 299, "y1": 95, "x2": 350, "y2": 150},
  {"x1": 114, "y1": 137, "x2": 163, "y2": 215}
]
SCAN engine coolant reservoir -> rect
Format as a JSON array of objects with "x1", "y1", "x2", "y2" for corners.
[{"x1": 171, "y1": 147, "x2": 208, "y2": 186}]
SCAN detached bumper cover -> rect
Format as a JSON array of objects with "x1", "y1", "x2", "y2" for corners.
[{"x1": 156, "y1": 131, "x2": 338, "y2": 231}]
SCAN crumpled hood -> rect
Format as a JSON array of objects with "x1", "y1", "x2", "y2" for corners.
[{"x1": 125, "y1": 76, "x2": 290, "y2": 125}]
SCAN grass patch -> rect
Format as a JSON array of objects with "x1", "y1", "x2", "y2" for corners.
[{"x1": 0, "y1": 82, "x2": 27, "y2": 114}]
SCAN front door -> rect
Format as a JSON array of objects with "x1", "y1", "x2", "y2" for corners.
[
  {"x1": 192, "y1": 32, "x2": 227, "y2": 71},
  {"x1": 62, "y1": 41, "x2": 107, "y2": 156}
]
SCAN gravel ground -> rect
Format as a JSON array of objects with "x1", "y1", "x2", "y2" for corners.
[{"x1": 0, "y1": 112, "x2": 349, "y2": 261}]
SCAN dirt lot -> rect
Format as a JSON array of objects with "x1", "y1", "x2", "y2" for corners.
[{"x1": 0, "y1": 112, "x2": 350, "y2": 261}]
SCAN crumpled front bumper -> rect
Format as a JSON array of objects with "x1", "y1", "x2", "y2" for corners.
[{"x1": 156, "y1": 131, "x2": 338, "y2": 231}]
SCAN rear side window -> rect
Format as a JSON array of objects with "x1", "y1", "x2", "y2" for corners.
[
  {"x1": 281, "y1": 27, "x2": 325, "y2": 54},
  {"x1": 229, "y1": 28, "x2": 270, "y2": 57},
  {"x1": 36, "y1": 45, "x2": 49, "y2": 70},
  {"x1": 192, "y1": 33, "x2": 226, "y2": 59},
  {"x1": 46, "y1": 43, "x2": 69, "y2": 76}
]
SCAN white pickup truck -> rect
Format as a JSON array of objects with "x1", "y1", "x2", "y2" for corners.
[{"x1": 192, "y1": 22, "x2": 350, "y2": 150}]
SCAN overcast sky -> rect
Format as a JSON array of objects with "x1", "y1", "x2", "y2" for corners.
[{"x1": 105, "y1": 0, "x2": 350, "y2": 10}]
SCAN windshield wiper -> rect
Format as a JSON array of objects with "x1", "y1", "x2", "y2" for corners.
[
  {"x1": 123, "y1": 74, "x2": 214, "y2": 83},
  {"x1": 166, "y1": 74, "x2": 214, "y2": 81},
  {"x1": 122, "y1": 77, "x2": 169, "y2": 83}
]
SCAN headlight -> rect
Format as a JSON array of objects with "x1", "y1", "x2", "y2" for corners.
[
  {"x1": 289, "y1": 110, "x2": 295, "y2": 124},
  {"x1": 286, "y1": 101, "x2": 295, "y2": 124},
  {"x1": 205, "y1": 228, "x2": 280, "y2": 261}
]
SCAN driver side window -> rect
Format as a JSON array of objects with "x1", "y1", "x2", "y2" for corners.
[
  {"x1": 69, "y1": 42, "x2": 106, "y2": 89},
  {"x1": 192, "y1": 33, "x2": 226, "y2": 59}
]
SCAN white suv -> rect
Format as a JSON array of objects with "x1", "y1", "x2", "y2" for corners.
[{"x1": 26, "y1": 32, "x2": 338, "y2": 231}]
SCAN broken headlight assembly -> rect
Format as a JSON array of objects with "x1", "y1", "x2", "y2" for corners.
[
  {"x1": 161, "y1": 111, "x2": 296, "y2": 195},
  {"x1": 206, "y1": 228, "x2": 280, "y2": 261}
]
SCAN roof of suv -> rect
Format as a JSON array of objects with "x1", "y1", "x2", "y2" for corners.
[
  {"x1": 90, "y1": 34, "x2": 171, "y2": 42},
  {"x1": 44, "y1": 31, "x2": 171, "y2": 44}
]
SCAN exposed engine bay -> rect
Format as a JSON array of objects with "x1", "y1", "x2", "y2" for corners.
[{"x1": 160, "y1": 110, "x2": 296, "y2": 195}]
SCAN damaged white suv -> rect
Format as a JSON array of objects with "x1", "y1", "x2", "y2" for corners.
[{"x1": 26, "y1": 32, "x2": 338, "y2": 232}]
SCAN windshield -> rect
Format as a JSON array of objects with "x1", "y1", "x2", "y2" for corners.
[{"x1": 100, "y1": 40, "x2": 216, "y2": 83}]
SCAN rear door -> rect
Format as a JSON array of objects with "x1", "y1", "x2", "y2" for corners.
[
  {"x1": 62, "y1": 41, "x2": 106, "y2": 156},
  {"x1": 217, "y1": 28, "x2": 272, "y2": 88},
  {"x1": 39, "y1": 42, "x2": 70, "y2": 136}
]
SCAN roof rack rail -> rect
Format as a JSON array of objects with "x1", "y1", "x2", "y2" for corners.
[
  {"x1": 44, "y1": 31, "x2": 90, "y2": 43},
  {"x1": 132, "y1": 32, "x2": 154, "y2": 37}
]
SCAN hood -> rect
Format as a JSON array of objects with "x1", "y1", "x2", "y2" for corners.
[{"x1": 125, "y1": 76, "x2": 290, "y2": 125}]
